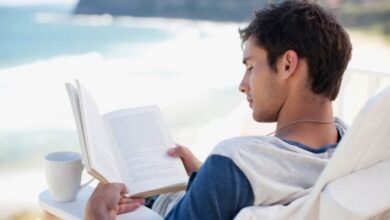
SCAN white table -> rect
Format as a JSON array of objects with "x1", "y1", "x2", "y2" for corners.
[{"x1": 38, "y1": 186, "x2": 163, "y2": 220}]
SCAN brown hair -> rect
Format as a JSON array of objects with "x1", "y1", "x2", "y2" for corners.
[{"x1": 239, "y1": 0, "x2": 352, "y2": 100}]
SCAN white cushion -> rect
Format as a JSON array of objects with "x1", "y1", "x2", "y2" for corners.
[{"x1": 319, "y1": 160, "x2": 390, "y2": 220}]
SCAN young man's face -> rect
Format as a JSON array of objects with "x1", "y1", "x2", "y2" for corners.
[{"x1": 239, "y1": 36, "x2": 286, "y2": 122}]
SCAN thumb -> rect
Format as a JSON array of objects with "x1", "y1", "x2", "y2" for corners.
[
  {"x1": 118, "y1": 183, "x2": 129, "y2": 195},
  {"x1": 168, "y1": 144, "x2": 192, "y2": 159},
  {"x1": 111, "y1": 182, "x2": 129, "y2": 195}
]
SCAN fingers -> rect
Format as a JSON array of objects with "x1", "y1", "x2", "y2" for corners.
[
  {"x1": 117, "y1": 198, "x2": 145, "y2": 214},
  {"x1": 117, "y1": 202, "x2": 142, "y2": 214},
  {"x1": 87, "y1": 182, "x2": 141, "y2": 219},
  {"x1": 110, "y1": 194, "x2": 145, "y2": 215},
  {"x1": 119, "y1": 197, "x2": 145, "y2": 205}
]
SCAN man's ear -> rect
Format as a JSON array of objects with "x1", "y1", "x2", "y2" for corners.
[{"x1": 279, "y1": 50, "x2": 298, "y2": 79}]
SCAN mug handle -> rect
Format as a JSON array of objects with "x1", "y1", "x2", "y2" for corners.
[
  {"x1": 79, "y1": 164, "x2": 95, "y2": 190},
  {"x1": 80, "y1": 178, "x2": 95, "y2": 190}
]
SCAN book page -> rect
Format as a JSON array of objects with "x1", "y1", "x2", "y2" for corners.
[
  {"x1": 65, "y1": 83, "x2": 91, "y2": 170},
  {"x1": 103, "y1": 106, "x2": 188, "y2": 196},
  {"x1": 76, "y1": 80, "x2": 122, "y2": 183}
]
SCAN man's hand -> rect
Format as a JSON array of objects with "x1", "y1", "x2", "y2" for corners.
[
  {"x1": 85, "y1": 183, "x2": 145, "y2": 220},
  {"x1": 168, "y1": 144, "x2": 202, "y2": 176}
]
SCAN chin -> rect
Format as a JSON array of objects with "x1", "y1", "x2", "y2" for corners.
[{"x1": 253, "y1": 111, "x2": 276, "y2": 123}]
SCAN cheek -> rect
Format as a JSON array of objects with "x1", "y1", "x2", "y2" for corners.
[
  {"x1": 248, "y1": 72, "x2": 262, "y2": 92},
  {"x1": 249, "y1": 73, "x2": 267, "y2": 99},
  {"x1": 252, "y1": 75, "x2": 282, "y2": 122}
]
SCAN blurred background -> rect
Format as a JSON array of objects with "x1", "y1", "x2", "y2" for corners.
[{"x1": 0, "y1": 0, "x2": 389, "y2": 219}]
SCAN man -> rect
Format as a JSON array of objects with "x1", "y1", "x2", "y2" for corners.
[{"x1": 85, "y1": 0, "x2": 352, "y2": 219}]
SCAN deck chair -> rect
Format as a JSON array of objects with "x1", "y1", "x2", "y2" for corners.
[{"x1": 234, "y1": 86, "x2": 390, "y2": 220}]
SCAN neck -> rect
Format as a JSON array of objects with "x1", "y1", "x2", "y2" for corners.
[{"x1": 275, "y1": 94, "x2": 338, "y2": 148}]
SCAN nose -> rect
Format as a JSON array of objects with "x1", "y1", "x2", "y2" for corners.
[{"x1": 239, "y1": 73, "x2": 249, "y2": 94}]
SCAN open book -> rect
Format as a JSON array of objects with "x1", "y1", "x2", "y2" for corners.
[{"x1": 65, "y1": 80, "x2": 188, "y2": 198}]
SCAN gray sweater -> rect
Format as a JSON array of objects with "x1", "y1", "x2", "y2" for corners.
[{"x1": 165, "y1": 118, "x2": 348, "y2": 220}]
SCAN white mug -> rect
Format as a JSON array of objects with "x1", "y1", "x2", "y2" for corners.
[{"x1": 44, "y1": 151, "x2": 87, "y2": 202}]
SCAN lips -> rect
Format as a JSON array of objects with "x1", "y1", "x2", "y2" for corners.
[
  {"x1": 247, "y1": 98, "x2": 253, "y2": 108},
  {"x1": 246, "y1": 95, "x2": 253, "y2": 107}
]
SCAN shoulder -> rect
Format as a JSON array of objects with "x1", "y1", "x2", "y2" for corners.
[{"x1": 208, "y1": 136, "x2": 331, "y2": 205}]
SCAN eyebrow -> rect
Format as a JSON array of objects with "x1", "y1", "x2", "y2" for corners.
[{"x1": 242, "y1": 56, "x2": 253, "y2": 65}]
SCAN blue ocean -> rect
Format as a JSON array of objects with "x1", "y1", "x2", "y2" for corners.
[
  {"x1": 0, "y1": 4, "x2": 244, "y2": 170},
  {"x1": 0, "y1": 5, "x2": 173, "y2": 68}
]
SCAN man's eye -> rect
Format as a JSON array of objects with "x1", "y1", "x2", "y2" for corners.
[{"x1": 246, "y1": 66, "x2": 253, "y2": 72}]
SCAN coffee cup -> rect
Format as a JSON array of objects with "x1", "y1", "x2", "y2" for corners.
[{"x1": 44, "y1": 151, "x2": 88, "y2": 202}]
